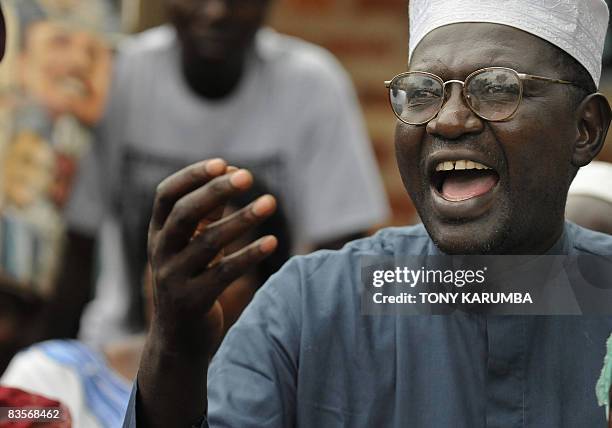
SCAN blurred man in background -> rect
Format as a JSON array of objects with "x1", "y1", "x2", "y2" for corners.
[{"x1": 69, "y1": 0, "x2": 389, "y2": 346}]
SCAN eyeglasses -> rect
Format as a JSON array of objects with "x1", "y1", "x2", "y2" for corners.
[{"x1": 384, "y1": 67, "x2": 581, "y2": 125}]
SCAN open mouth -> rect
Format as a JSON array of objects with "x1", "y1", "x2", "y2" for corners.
[{"x1": 431, "y1": 160, "x2": 500, "y2": 202}]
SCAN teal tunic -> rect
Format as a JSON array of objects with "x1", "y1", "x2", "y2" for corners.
[{"x1": 124, "y1": 222, "x2": 612, "y2": 427}]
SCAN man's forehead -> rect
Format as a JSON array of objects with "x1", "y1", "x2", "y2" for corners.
[{"x1": 409, "y1": 23, "x2": 553, "y2": 75}]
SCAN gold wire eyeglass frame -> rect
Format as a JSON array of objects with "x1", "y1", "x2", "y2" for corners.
[{"x1": 384, "y1": 67, "x2": 581, "y2": 125}]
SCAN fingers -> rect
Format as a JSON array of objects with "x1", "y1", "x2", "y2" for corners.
[
  {"x1": 146, "y1": 160, "x2": 279, "y2": 357},
  {"x1": 156, "y1": 169, "x2": 254, "y2": 256},
  {"x1": 193, "y1": 167, "x2": 240, "y2": 234},
  {"x1": 151, "y1": 158, "x2": 227, "y2": 231},
  {"x1": 174, "y1": 195, "x2": 277, "y2": 276},
  {"x1": 189, "y1": 236, "x2": 279, "y2": 303}
]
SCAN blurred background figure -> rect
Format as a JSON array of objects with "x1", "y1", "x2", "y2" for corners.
[
  {"x1": 120, "y1": 0, "x2": 420, "y2": 226},
  {"x1": 1, "y1": 182, "x2": 292, "y2": 428},
  {"x1": 69, "y1": 0, "x2": 389, "y2": 346},
  {"x1": 566, "y1": 161, "x2": 612, "y2": 235}
]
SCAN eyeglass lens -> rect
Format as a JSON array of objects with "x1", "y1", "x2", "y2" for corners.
[{"x1": 389, "y1": 69, "x2": 521, "y2": 123}]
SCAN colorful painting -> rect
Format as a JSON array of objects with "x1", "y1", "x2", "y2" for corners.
[{"x1": 0, "y1": 0, "x2": 117, "y2": 296}]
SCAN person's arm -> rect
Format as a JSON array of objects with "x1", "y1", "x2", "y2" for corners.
[{"x1": 135, "y1": 159, "x2": 278, "y2": 428}]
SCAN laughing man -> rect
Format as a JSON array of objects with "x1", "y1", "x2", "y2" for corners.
[{"x1": 124, "y1": 0, "x2": 612, "y2": 426}]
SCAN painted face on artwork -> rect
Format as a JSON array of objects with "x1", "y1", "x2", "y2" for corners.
[
  {"x1": 394, "y1": 23, "x2": 607, "y2": 254},
  {"x1": 165, "y1": 0, "x2": 271, "y2": 63},
  {"x1": 20, "y1": 20, "x2": 109, "y2": 119}
]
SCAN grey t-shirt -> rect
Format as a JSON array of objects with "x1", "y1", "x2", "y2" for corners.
[
  {"x1": 68, "y1": 26, "x2": 390, "y2": 345},
  {"x1": 123, "y1": 222, "x2": 612, "y2": 427},
  {"x1": 67, "y1": 25, "x2": 389, "y2": 246}
]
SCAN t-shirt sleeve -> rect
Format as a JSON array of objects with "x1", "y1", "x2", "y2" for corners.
[
  {"x1": 206, "y1": 261, "x2": 301, "y2": 427},
  {"x1": 290, "y1": 56, "x2": 390, "y2": 245}
]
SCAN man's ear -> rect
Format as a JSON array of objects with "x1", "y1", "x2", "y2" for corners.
[{"x1": 572, "y1": 93, "x2": 612, "y2": 167}]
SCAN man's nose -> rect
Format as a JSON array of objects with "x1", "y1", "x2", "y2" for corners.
[{"x1": 426, "y1": 83, "x2": 484, "y2": 139}]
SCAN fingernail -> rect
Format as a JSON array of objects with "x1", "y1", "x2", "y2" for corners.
[
  {"x1": 230, "y1": 170, "x2": 252, "y2": 188},
  {"x1": 252, "y1": 195, "x2": 276, "y2": 216},
  {"x1": 206, "y1": 158, "x2": 226, "y2": 175},
  {"x1": 260, "y1": 236, "x2": 278, "y2": 253}
]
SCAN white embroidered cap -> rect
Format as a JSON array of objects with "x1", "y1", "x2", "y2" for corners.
[{"x1": 409, "y1": 0, "x2": 610, "y2": 87}]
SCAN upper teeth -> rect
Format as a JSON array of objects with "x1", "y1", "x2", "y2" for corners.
[{"x1": 435, "y1": 160, "x2": 491, "y2": 171}]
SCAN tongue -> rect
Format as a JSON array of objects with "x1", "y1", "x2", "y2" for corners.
[{"x1": 441, "y1": 170, "x2": 498, "y2": 201}]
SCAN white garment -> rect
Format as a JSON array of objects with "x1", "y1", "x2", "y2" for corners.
[
  {"x1": 68, "y1": 26, "x2": 389, "y2": 346},
  {"x1": 1, "y1": 341, "x2": 132, "y2": 428}
]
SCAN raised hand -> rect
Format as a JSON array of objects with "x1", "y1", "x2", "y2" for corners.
[
  {"x1": 147, "y1": 158, "x2": 278, "y2": 354},
  {"x1": 137, "y1": 158, "x2": 278, "y2": 428}
]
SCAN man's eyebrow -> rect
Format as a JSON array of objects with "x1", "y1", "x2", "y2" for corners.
[{"x1": 480, "y1": 54, "x2": 524, "y2": 72}]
